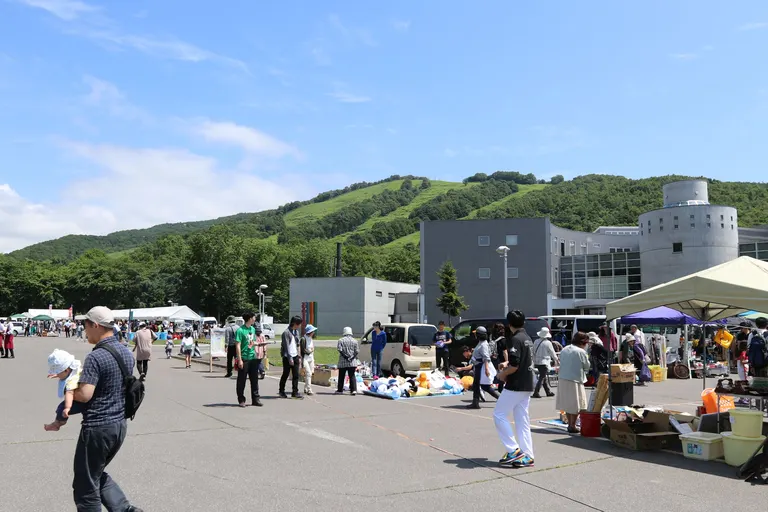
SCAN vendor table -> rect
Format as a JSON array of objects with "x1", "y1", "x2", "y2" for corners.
[{"x1": 716, "y1": 392, "x2": 768, "y2": 433}]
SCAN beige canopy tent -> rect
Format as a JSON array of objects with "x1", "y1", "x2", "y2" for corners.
[
  {"x1": 606, "y1": 256, "x2": 768, "y2": 392},
  {"x1": 606, "y1": 256, "x2": 768, "y2": 322}
]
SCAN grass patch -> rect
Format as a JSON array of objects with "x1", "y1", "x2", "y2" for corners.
[
  {"x1": 266, "y1": 346, "x2": 339, "y2": 366},
  {"x1": 284, "y1": 180, "x2": 409, "y2": 227},
  {"x1": 383, "y1": 231, "x2": 420, "y2": 249},
  {"x1": 462, "y1": 183, "x2": 549, "y2": 219}
]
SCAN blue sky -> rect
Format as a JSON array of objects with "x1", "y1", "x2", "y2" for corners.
[{"x1": 1, "y1": 1, "x2": 767, "y2": 251}]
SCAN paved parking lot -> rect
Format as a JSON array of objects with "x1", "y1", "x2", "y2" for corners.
[{"x1": 0, "y1": 336, "x2": 763, "y2": 511}]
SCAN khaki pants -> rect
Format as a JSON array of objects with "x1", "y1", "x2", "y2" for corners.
[{"x1": 303, "y1": 353, "x2": 315, "y2": 393}]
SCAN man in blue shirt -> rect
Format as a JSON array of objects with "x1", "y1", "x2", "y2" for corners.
[
  {"x1": 433, "y1": 321, "x2": 453, "y2": 374},
  {"x1": 370, "y1": 321, "x2": 387, "y2": 377},
  {"x1": 72, "y1": 306, "x2": 143, "y2": 511}
]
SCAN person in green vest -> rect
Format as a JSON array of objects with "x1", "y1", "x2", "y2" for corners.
[{"x1": 235, "y1": 312, "x2": 263, "y2": 408}]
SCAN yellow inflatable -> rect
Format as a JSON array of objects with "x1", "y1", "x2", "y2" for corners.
[
  {"x1": 714, "y1": 328, "x2": 733, "y2": 349},
  {"x1": 460, "y1": 375, "x2": 473, "y2": 390}
]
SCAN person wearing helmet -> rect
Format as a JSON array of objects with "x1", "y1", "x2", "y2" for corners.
[{"x1": 468, "y1": 326, "x2": 500, "y2": 409}]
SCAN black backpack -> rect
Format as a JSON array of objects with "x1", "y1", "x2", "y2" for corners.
[
  {"x1": 100, "y1": 343, "x2": 145, "y2": 420},
  {"x1": 748, "y1": 331, "x2": 768, "y2": 371}
]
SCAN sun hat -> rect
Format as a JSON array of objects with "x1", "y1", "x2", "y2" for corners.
[
  {"x1": 624, "y1": 333, "x2": 635, "y2": 342},
  {"x1": 138, "y1": 321, "x2": 146, "y2": 328},
  {"x1": 226, "y1": 315, "x2": 237, "y2": 324},
  {"x1": 587, "y1": 331, "x2": 601, "y2": 344},
  {"x1": 305, "y1": 324, "x2": 317, "y2": 334},
  {"x1": 48, "y1": 349, "x2": 76, "y2": 376},
  {"x1": 342, "y1": 326, "x2": 353, "y2": 336},
  {"x1": 537, "y1": 327, "x2": 552, "y2": 339},
  {"x1": 84, "y1": 306, "x2": 115, "y2": 328}
]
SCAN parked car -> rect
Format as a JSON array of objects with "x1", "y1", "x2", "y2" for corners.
[
  {"x1": 260, "y1": 323, "x2": 275, "y2": 340},
  {"x1": 448, "y1": 317, "x2": 550, "y2": 367},
  {"x1": 10, "y1": 322, "x2": 24, "y2": 336},
  {"x1": 360, "y1": 323, "x2": 438, "y2": 377}
]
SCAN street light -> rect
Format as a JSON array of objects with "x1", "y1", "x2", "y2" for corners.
[
  {"x1": 496, "y1": 246, "x2": 510, "y2": 316},
  {"x1": 257, "y1": 284, "x2": 268, "y2": 326}
]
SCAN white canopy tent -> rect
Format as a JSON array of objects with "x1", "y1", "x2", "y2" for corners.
[
  {"x1": 606, "y1": 256, "x2": 768, "y2": 322},
  {"x1": 606, "y1": 256, "x2": 768, "y2": 391},
  {"x1": 27, "y1": 308, "x2": 72, "y2": 320},
  {"x1": 112, "y1": 306, "x2": 201, "y2": 322}
]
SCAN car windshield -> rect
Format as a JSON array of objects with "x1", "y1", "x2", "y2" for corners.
[{"x1": 409, "y1": 325, "x2": 437, "y2": 346}]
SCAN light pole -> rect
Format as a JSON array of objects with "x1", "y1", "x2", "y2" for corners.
[
  {"x1": 258, "y1": 284, "x2": 268, "y2": 326},
  {"x1": 496, "y1": 246, "x2": 510, "y2": 316}
]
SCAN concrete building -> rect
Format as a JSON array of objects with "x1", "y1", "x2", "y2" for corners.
[
  {"x1": 638, "y1": 180, "x2": 739, "y2": 288},
  {"x1": 289, "y1": 277, "x2": 419, "y2": 336},
  {"x1": 420, "y1": 179, "x2": 768, "y2": 324}
]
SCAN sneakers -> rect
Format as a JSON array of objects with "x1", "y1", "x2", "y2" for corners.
[
  {"x1": 531, "y1": 393, "x2": 541, "y2": 399},
  {"x1": 334, "y1": 390, "x2": 344, "y2": 395},
  {"x1": 546, "y1": 392, "x2": 555, "y2": 397},
  {"x1": 512, "y1": 456, "x2": 534, "y2": 468},
  {"x1": 252, "y1": 399, "x2": 263, "y2": 407},
  {"x1": 466, "y1": 403, "x2": 481, "y2": 410},
  {"x1": 351, "y1": 391, "x2": 357, "y2": 396},
  {"x1": 499, "y1": 449, "x2": 525, "y2": 465},
  {"x1": 278, "y1": 392, "x2": 289, "y2": 399}
]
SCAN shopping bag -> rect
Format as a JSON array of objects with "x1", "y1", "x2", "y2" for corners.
[{"x1": 480, "y1": 363, "x2": 497, "y2": 386}]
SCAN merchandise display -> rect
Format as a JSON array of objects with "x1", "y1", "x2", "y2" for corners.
[{"x1": 364, "y1": 372, "x2": 464, "y2": 400}]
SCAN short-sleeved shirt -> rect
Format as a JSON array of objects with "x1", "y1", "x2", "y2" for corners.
[
  {"x1": 434, "y1": 331, "x2": 452, "y2": 350},
  {"x1": 236, "y1": 326, "x2": 256, "y2": 360},
  {"x1": 504, "y1": 329, "x2": 535, "y2": 392},
  {"x1": 79, "y1": 337, "x2": 134, "y2": 427}
]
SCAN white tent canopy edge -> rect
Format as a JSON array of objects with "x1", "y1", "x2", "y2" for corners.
[
  {"x1": 605, "y1": 256, "x2": 768, "y2": 322},
  {"x1": 111, "y1": 305, "x2": 201, "y2": 322}
]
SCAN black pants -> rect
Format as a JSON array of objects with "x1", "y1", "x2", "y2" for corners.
[
  {"x1": 533, "y1": 364, "x2": 552, "y2": 395},
  {"x1": 436, "y1": 349, "x2": 450, "y2": 374},
  {"x1": 471, "y1": 362, "x2": 500, "y2": 405},
  {"x1": 226, "y1": 344, "x2": 237, "y2": 375},
  {"x1": 136, "y1": 360, "x2": 148, "y2": 376},
  {"x1": 236, "y1": 359, "x2": 261, "y2": 404},
  {"x1": 279, "y1": 356, "x2": 300, "y2": 395},
  {"x1": 337, "y1": 367, "x2": 358, "y2": 393},
  {"x1": 73, "y1": 420, "x2": 132, "y2": 512},
  {"x1": 56, "y1": 399, "x2": 85, "y2": 422}
]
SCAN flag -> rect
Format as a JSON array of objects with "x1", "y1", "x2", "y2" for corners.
[{"x1": 68, "y1": 305, "x2": 73, "y2": 319}]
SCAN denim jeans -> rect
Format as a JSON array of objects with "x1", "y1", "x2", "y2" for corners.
[
  {"x1": 56, "y1": 399, "x2": 85, "y2": 422},
  {"x1": 73, "y1": 420, "x2": 133, "y2": 511},
  {"x1": 371, "y1": 350, "x2": 383, "y2": 377}
]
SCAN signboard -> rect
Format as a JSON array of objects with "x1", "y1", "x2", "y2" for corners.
[
  {"x1": 209, "y1": 327, "x2": 226, "y2": 373},
  {"x1": 264, "y1": 296, "x2": 273, "y2": 303}
]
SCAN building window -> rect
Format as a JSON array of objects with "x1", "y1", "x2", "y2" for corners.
[
  {"x1": 506, "y1": 235, "x2": 518, "y2": 246},
  {"x1": 674, "y1": 216, "x2": 678, "y2": 221},
  {"x1": 731, "y1": 216, "x2": 734, "y2": 221},
  {"x1": 507, "y1": 267, "x2": 519, "y2": 279},
  {"x1": 660, "y1": 226, "x2": 664, "y2": 232},
  {"x1": 478, "y1": 235, "x2": 490, "y2": 247},
  {"x1": 376, "y1": 291, "x2": 383, "y2": 297},
  {"x1": 706, "y1": 214, "x2": 711, "y2": 220},
  {"x1": 659, "y1": 218, "x2": 663, "y2": 224},
  {"x1": 731, "y1": 224, "x2": 734, "y2": 230},
  {"x1": 721, "y1": 223, "x2": 725, "y2": 229},
  {"x1": 594, "y1": 243, "x2": 601, "y2": 249},
  {"x1": 674, "y1": 223, "x2": 678, "y2": 229},
  {"x1": 707, "y1": 223, "x2": 711, "y2": 228},
  {"x1": 690, "y1": 214, "x2": 695, "y2": 220},
  {"x1": 648, "y1": 228, "x2": 651, "y2": 233},
  {"x1": 478, "y1": 268, "x2": 491, "y2": 279},
  {"x1": 388, "y1": 293, "x2": 396, "y2": 299},
  {"x1": 554, "y1": 267, "x2": 559, "y2": 287},
  {"x1": 690, "y1": 223, "x2": 695, "y2": 228},
  {"x1": 673, "y1": 243, "x2": 683, "y2": 253},
  {"x1": 721, "y1": 214, "x2": 724, "y2": 221},
  {"x1": 647, "y1": 220, "x2": 650, "y2": 226}
]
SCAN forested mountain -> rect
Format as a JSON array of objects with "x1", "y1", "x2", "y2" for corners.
[{"x1": 2, "y1": 173, "x2": 767, "y2": 321}]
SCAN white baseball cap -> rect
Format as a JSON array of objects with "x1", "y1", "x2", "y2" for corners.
[{"x1": 85, "y1": 306, "x2": 115, "y2": 328}]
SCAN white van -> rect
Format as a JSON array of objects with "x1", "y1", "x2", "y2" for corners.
[{"x1": 360, "y1": 323, "x2": 438, "y2": 376}]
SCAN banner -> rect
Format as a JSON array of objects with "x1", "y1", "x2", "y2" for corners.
[{"x1": 210, "y1": 328, "x2": 226, "y2": 357}]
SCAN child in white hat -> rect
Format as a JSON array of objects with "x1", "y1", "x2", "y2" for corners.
[{"x1": 44, "y1": 349, "x2": 83, "y2": 432}]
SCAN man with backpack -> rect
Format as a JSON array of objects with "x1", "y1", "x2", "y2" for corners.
[
  {"x1": 747, "y1": 316, "x2": 768, "y2": 378},
  {"x1": 223, "y1": 315, "x2": 239, "y2": 378},
  {"x1": 72, "y1": 306, "x2": 143, "y2": 512}
]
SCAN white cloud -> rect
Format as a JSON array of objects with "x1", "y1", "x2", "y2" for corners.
[
  {"x1": 738, "y1": 22, "x2": 768, "y2": 31},
  {"x1": 15, "y1": 0, "x2": 98, "y2": 20},
  {"x1": 328, "y1": 91, "x2": 372, "y2": 103},
  {"x1": 0, "y1": 141, "x2": 302, "y2": 252},
  {"x1": 669, "y1": 53, "x2": 698, "y2": 60},
  {"x1": 192, "y1": 120, "x2": 302, "y2": 158},
  {"x1": 82, "y1": 75, "x2": 152, "y2": 122},
  {"x1": 328, "y1": 14, "x2": 376, "y2": 46},
  {"x1": 392, "y1": 20, "x2": 411, "y2": 32}
]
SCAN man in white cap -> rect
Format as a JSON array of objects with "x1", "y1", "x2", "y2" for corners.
[
  {"x1": 532, "y1": 326, "x2": 558, "y2": 399},
  {"x1": 71, "y1": 306, "x2": 143, "y2": 512}
]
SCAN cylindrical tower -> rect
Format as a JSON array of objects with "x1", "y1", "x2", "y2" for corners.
[{"x1": 639, "y1": 180, "x2": 738, "y2": 289}]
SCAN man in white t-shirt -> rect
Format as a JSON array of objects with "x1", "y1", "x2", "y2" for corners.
[{"x1": 630, "y1": 325, "x2": 646, "y2": 350}]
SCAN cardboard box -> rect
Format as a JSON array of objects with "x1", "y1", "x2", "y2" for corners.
[
  {"x1": 603, "y1": 411, "x2": 682, "y2": 451},
  {"x1": 610, "y1": 364, "x2": 636, "y2": 384},
  {"x1": 311, "y1": 368, "x2": 338, "y2": 387}
]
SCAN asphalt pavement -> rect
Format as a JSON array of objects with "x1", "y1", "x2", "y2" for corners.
[{"x1": 0, "y1": 336, "x2": 763, "y2": 512}]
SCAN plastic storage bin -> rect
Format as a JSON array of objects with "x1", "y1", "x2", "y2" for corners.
[
  {"x1": 728, "y1": 409, "x2": 764, "y2": 438},
  {"x1": 701, "y1": 388, "x2": 735, "y2": 414},
  {"x1": 679, "y1": 432, "x2": 724, "y2": 461},
  {"x1": 649, "y1": 366, "x2": 664, "y2": 382},
  {"x1": 721, "y1": 432, "x2": 766, "y2": 467}
]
